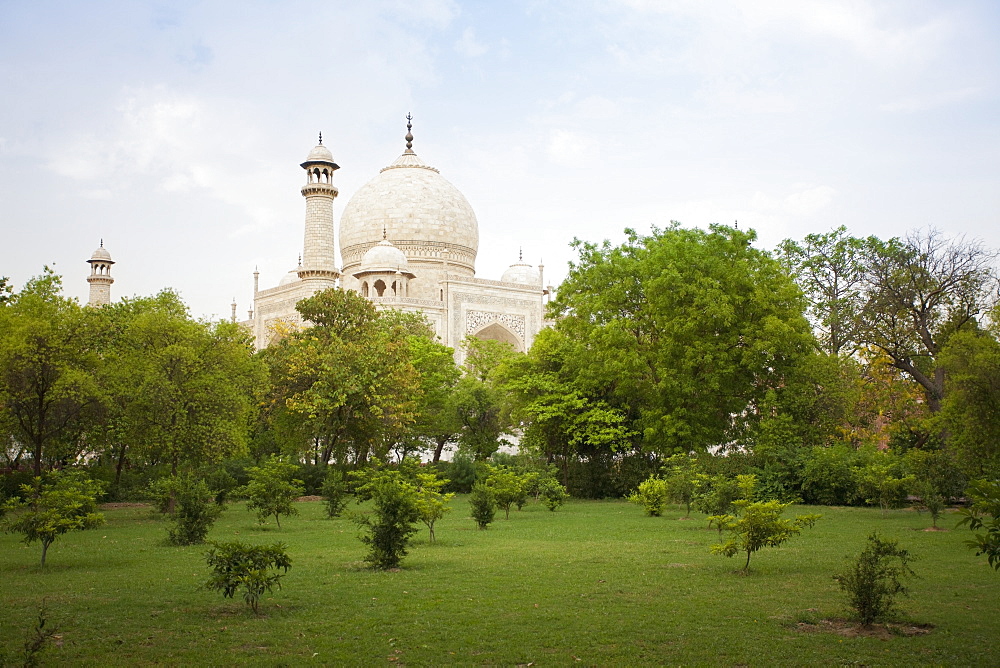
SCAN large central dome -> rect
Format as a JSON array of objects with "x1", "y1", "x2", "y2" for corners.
[{"x1": 339, "y1": 150, "x2": 479, "y2": 282}]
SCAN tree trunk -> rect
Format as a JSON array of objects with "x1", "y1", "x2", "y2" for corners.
[
  {"x1": 41, "y1": 539, "x2": 51, "y2": 567},
  {"x1": 432, "y1": 436, "x2": 447, "y2": 463}
]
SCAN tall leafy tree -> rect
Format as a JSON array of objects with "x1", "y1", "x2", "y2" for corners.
[
  {"x1": 98, "y1": 295, "x2": 264, "y2": 475},
  {"x1": 940, "y1": 328, "x2": 1000, "y2": 477},
  {"x1": 858, "y1": 230, "x2": 997, "y2": 412},
  {"x1": 0, "y1": 269, "x2": 102, "y2": 475},
  {"x1": 551, "y1": 224, "x2": 814, "y2": 455},
  {"x1": 264, "y1": 289, "x2": 420, "y2": 466},
  {"x1": 777, "y1": 226, "x2": 869, "y2": 357}
]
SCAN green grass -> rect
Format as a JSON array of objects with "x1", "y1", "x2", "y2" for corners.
[{"x1": 1, "y1": 498, "x2": 998, "y2": 665}]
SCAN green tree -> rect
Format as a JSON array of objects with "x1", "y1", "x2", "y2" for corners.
[
  {"x1": 710, "y1": 475, "x2": 820, "y2": 572},
  {"x1": 958, "y1": 479, "x2": 1000, "y2": 570},
  {"x1": 1, "y1": 470, "x2": 105, "y2": 566},
  {"x1": 165, "y1": 473, "x2": 224, "y2": 545},
  {"x1": 628, "y1": 476, "x2": 669, "y2": 517},
  {"x1": 469, "y1": 483, "x2": 496, "y2": 529},
  {"x1": 350, "y1": 465, "x2": 421, "y2": 569},
  {"x1": 320, "y1": 467, "x2": 349, "y2": 518},
  {"x1": 776, "y1": 226, "x2": 869, "y2": 357},
  {"x1": 242, "y1": 456, "x2": 304, "y2": 528},
  {"x1": 401, "y1": 333, "x2": 461, "y2": 463},
  {"x1": 663, "y1": 454, "x2": 700, "y2": 516},
  {"x1": 858, "y1": 230, "x2": 997, "y2": 413},
  {"x1": 835, "y1": 532, "x2": 916, "y2": 626},
  {"x1": 96, "y1": 294, "x2": 264, "y2": 479},
  {"x1": 204, "y1": 541, "x2": 291, "y2": 614},
  {"x1": 484, "y1": 465, "x2": 527, "y2": 520},
  {"x1": 0, "y1": 269, "x2": 102, "y2": 476},
  {"x1": 854, "y1": 452, "x2": 914, "y2": 517},
  {"x1": 264, "y1": 289, "x2": 420, "y2": 467},
  {"x1": 413, "y1": 470, "x2": 454, "y2": 542},
  {"x1": 940, "y1": 329, "x2": 1000, "y2": 477},
  {"x1": 550, "y1": 224, "x2": 814, "y2": 456}
]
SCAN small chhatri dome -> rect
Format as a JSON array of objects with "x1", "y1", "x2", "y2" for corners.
[
  {"x1": 302, "y1": 132, "x2": 338, "y2": 167},
  {"x1": 502, "y1": 250, "x2": 539, "y2": 284},
  {"x1": 361, "y1": 239, "x2": 410, "y2": 272},
  {"x1": 278, "y1": 269, "x2": 301, "y2": 286},
  {"x1": 89, "y1": 240, "x2": 113, "y2": 263}
]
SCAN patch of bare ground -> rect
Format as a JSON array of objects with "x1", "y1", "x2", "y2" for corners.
[
  {"x1": 795, "y1": 618, "x2": 934, "y2": 639},
  {"x1": 921, "y1": 526, "x2": 948, "y2": 532},
  {"x1": 99, "y1": 502, "x2": 150, "y2": 509},
  {"x1": 296, "y1": 495, "x2": 323, "y2": 502}
]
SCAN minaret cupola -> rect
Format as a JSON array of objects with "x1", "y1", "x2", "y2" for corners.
[{"x1": 298, "y1": 132, "x2": 340, "y2": 281}]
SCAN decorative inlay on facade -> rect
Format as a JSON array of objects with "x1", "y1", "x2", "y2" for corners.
[{"x1": 466, "y1": 310, "x2": 526, "y2": 340}]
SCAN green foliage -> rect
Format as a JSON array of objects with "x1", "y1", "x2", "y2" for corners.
[
  {"x1": 693, "y1": 474, "x2": 741, "y2": 529},
  {"x1": 204, "y1": 541, "x2": 291, "y2": 614},
  {"x1": 912, "y1": 481, "x2": 946, "y2": 528},
  {"x1": 166, "y1": 474, "x2": 224, "y2": 545},
  {"x1": 854, "y1": 451, "x2": 914, "y2": 517},
  {"x1": 469, "y1": 483, "x2": 496, "y2": 529},
  {"x1": 834, "y1": 532, "x2": 916, "y2": 626},
  {"x1": 413, "y1": 471, "x2": 454, "y2": 542},
  {"x1": 940, "y1": 330, "x2": 1000, "y2": 477},
  {"x1": 438, "y1": 453, "x2": 477, "y2": 493},
  {"x1": 350, "y1": 466, "x2": 421, "y2": 569},
  {"x1": 800, "y1": 444, "x2": 861, "y2": 506},
  {"x1": 628, "y1": 476, "x2": 669, "y2": 517},
  {"x1": 539, "y1": 477, "x2": 569, "y2": 511},
  {"x1": 662, "y1": 454, "x2": 699, "y2": 516},
  {"x1": 320, "y1": 467, "x2": 349, "y2": 518},
  {"x1": 483, "y1": 465, "x2": 528, "y2": 519},
  {"x1": 710, "y1": 476, "x2": 820, "y2": 572},
  {"x1": 958, "y1": 479, "x2": 1000, "y2": 570},
  {"x1": 0, "y1": 268, "x2": 102, "y2": 476},
  {"x1": 1, "y1": 470, "x2": 105, "y2": 566},
  {"x1": 0, "y1": 600, "x2": 58, "y2": 668},
  {"x1": 241, "y1": 457, "x2": 305, "y2": 529},
  {"x1": 550, "y1": 224, "x2": 814, "y2": 455},
  {"x1": 263, "y1": 288, "x2": 420, "y2": 467}
]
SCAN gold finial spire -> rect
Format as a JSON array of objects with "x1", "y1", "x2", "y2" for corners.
[
  {"x1": 404, "y1": 113, "x2": 414, "y2": 153},
  {"x1": 383, "y1": 225, "x2": 388, "y2": 240}
]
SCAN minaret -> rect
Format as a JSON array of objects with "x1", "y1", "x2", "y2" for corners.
[
  {"x1": 86, "y1": 240, "x2": 115, "y2": 306},
  {"x1": 298, "y1": 132, "x2": 340, "y2": 281}
]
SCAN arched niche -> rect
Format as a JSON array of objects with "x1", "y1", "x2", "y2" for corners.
[{"x1": 472, "y1": 322, "x2": 522, "y2": 352}]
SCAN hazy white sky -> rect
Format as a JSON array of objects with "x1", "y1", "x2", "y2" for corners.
[{"x1": 1, "y1": 0, "x2": 998, "y2": 319}]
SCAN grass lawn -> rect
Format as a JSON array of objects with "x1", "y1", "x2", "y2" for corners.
[{"x1": 1, "y1": 497, "x2": 998, "y2": 665}]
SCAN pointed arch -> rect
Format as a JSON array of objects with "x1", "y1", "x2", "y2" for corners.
[{"x1": 471, "y1": 322, "x2": 523, "y2": 352}]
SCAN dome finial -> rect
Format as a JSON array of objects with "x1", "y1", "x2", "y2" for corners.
[
  {"x1": 383, "y1": 225, "x2": 387, "y2": 240},
  {"x1": 404, "y1": 113, "x2": 414, "y2": 153},
  {"x1": 519, "y1": 246, "x2": 523, "y2": 262},
  {"x1": 318, "y1": 131, "x2": 323, "y2": 145},
  {"x1": 100, "y1": 238, "x2": 104, "y2": 248}
]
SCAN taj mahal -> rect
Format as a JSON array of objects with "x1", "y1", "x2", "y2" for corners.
[{"x1": 85, "y1": 118, "x2": 552, "y2": 360}]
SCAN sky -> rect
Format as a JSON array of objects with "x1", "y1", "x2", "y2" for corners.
[{"x1": 1, "y1": 0, "x2": 998, "y2": 320}]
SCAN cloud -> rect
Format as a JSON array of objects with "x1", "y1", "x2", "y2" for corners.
[
  {"x1": 750, "y1": 185, "x2": 837, "y2": 217},
  {"x1": 879, "y1": 86, "x2": 985, "y2": 113},
  {"x1": 546, "y1": 129, "x2": 601, "y2": 167},
  {"x1": 455, "y1": 27, "x2": 488, "y2": 57}
]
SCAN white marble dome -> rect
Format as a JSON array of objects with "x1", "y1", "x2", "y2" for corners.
[
  {"x1": 361, "y1": 239, "x2": 410, "y2": 271},
  {"x1": 501, "y1": 262, "x2": 540, "y2": 285},
  {"x1": 339, "y1": 151, "x2": 479, "y2": 268},
  {"x1": 90, "y1": 245, "x2": 112, "y2": 262},
  {"x1": 278, "y1": 269, "x2": 300, "y2": 286},
  {"x1": 303, "y1": 143, "x2": 335, "y2": 164}
]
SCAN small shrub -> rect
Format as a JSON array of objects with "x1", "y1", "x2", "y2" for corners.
[
  {"x1": 320, "y1": 467, "x2": 349, "y2": 518},
  {"x1": 912, "y1": 481, "x2": 946, "y2": 528},
  {"x1": 441, "y1": 453, "x2": 477, "y2": 493},
  {"x1": 166, "y1": 474, "x2": 224, "y2": 545},
  {"x1": 834, "y1": 532, "x2": 916, "y2": 626},
  {"x1": 242, "y1": 456, "x2": 305, "y2": 529},
  {"x1": 469, "y1": 483, "x2": 496, "y2": 529},
  {"x1": 204, "y1": 541, "x2": 291, "y2": 614},
  {"x1": 0, "y1": 601, "x2": 58, "y2": 668},
  {"x1": 628, "y1": 476, "x2": 669, "y2": 517},
  {"x1": 693, "y1": 474, "x2": 741, "y2": 530},
  {"x1": 539, "y1": 478, "x2": 569, "y2": 511},
  {"x1": 414, "y1": 471, "x2": 454, "y2": 542},
  {"x1": 352, "y1": 469, "x2": 420, "y2": 570},
  {"x1": 663, "y1": 454, "x2": 700, "y2": 516},
  {"x1": 484, "y1": 466, "x2": 527, "y2": 519},
  {"x1": 958, "y1": 479, "x2": 1000, "y2": 570}
]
